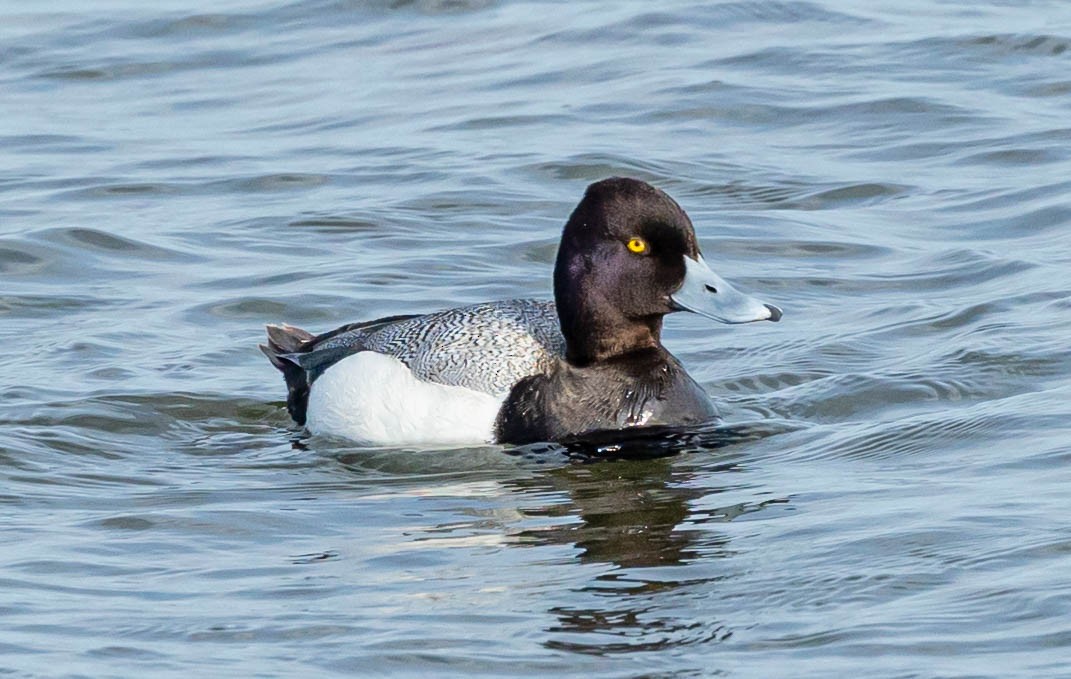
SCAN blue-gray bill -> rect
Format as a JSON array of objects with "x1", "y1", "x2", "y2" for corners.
[{"x1": 670, "y1": 255, "x2": 783, "y2": 324}]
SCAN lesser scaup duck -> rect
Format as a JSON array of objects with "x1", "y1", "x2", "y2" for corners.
[{"x1": 262, "y1": 177, "x2": 781, "y2": 446}]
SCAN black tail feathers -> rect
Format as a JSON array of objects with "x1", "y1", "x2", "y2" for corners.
[{"x1": 260, "y1": 324, "x2": 316, "y2": 425}]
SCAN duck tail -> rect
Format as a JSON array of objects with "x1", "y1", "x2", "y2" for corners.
[{"x1": 260, "y1": 324, "x2": 316, "y2": 426}]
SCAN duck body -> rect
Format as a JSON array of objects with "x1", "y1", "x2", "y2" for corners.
[
  {"x1": 262, "y1": 177, "x2": 781, "y2": 446},
  {"x1": 266, "y1": 300, "x2": 564, "y2": 445}
]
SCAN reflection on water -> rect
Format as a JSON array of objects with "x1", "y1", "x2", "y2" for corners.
[
  {"x1": 508, "y1": 458, "x2": 787, "y2": 655},
  {"x1": 513, "y1": 458, "x2": 715, "y2": 567}
]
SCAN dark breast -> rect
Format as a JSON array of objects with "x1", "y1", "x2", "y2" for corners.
[{"x1": 494, "y1": 348, "x2": 718, "y2": 444}]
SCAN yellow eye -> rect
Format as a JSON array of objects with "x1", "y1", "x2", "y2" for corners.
[{"x1": 626, "y1": 237, "x2": 648, "y2": 254}]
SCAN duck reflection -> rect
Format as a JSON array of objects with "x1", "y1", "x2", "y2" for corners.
[
  {"x1": 507, "y1": 423, "x2": 775, "y2": 567},
  {"x1": 325, "y1": 421, "x2": 789, "y2": 657},
  {"x1": 504, "y1": 423, "x2": 789, "y2": 655},
  {"x1": 507, "y1": 456, "x2": 715, "y2": 567}
]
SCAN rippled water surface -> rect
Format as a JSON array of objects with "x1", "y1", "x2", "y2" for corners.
[{"x1": 3, "y1": 1, "x2": 1071, "y2": 676}]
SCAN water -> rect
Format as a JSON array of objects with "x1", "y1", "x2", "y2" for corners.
[{"x1": 3, "y1": 0, "x2": 1071, "y2": 675}]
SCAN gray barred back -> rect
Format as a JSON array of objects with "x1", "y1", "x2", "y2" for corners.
[{"x1": 312, "y1": 299, "x2": 566, "y2": 394}]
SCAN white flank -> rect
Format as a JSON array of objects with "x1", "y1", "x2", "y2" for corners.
[{"x1": 305, "y1": 351, "x2": 506, "y2": 446}]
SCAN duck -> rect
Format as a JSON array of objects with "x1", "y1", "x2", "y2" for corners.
[{"x1": 261, "y1": 177, "x2": 781, "y2": 446}]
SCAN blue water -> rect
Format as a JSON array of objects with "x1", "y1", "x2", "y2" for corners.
[{"x1": 3, "y1": 1, "x2": 1071, "y2": 676}]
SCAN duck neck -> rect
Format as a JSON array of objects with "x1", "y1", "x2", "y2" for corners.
[{"x1": 554, "y1": 289, "x2": 665, "y2": 365}]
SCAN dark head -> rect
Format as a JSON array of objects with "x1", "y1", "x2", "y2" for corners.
[{"x1": 553, "y1": 177, "x2": 780, "y2": 364}]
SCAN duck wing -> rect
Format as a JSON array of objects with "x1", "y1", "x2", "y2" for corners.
[{"x1": 262, "y1": 299, "x2": 565, "y2": 426}]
